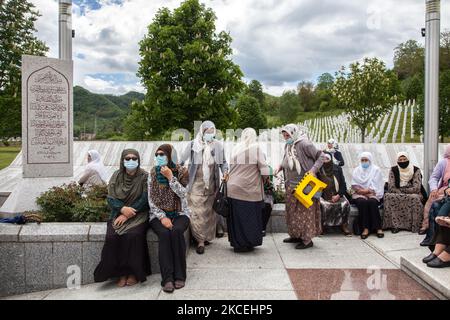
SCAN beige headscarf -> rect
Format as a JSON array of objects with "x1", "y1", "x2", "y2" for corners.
[{"x1": 397, "y1": 151, "x2": 414, "y2": 187}]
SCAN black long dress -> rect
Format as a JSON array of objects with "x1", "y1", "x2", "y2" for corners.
[{"x1": 227, "y1": 198, "x2": 264, "y2": 250}]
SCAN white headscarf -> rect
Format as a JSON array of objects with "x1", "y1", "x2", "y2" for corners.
[
  {"x1": 351, "y1": 151, "x2": 384, "y2": 199},
  {"x1": 326, "y1": 138, "x2": 337, "y2": 153},
  {"x1": 86, "y1": 150, "x2": 108, "y2": 183},
  {"x1": 192, "y1": 120, "x2": 216, "y2": 189},
  {"x1": 232, "y1": 128, "x2": 258, "y2": 160},
  {"x1": 282, "y1": 124, "x2": 307, "y2": 175},
  {"x1": 397, "y1": 151, "x2": 414, "y2": 187}
]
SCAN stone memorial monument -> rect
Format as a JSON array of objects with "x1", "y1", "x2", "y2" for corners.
[{"x1": 0, "y1": 55, "x2": 74, "y2": 216}]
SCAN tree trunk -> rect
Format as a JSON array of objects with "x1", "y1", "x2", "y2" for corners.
[{"x1": 361, "y1": 127, "x2": 366, "y2": 143}]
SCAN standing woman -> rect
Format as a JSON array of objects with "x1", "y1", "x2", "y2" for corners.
[
  {"x1": 94, "y1": 149, "x2": 151, "y2": 287},
  {"x1": 318, "y1": 152, "x2": 351, "y2": 236},
  {"x1": 351, "y1": 152, "x2": 385, "y2": 239},
  {"x1": 180, "y1": 120, "x2": 229, "y2": 254},
  {"x1": 420, "y1": 144, "x2": 450, "y2": 244},
  {"x1": 276, "y1": 124, "x2": 324, "y2": 249},
  {"x1": 383, "y1": 151, "x2": 424, "y2": 233},
  {"x1": 148, "y1": 144, "x2": 191, "y2": 293},
  {"x1": 324, "y1": 138, "x2": 345, "y2": 167},
  {"x1": 227, "y1": 128, "x2": 270, "y2": 252},
  {"x1": 78, "y1": 150, "x2": 108, "y2": 187}
]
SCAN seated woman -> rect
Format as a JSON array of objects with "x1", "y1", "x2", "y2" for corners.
[
  {"x1": 227, "y1": 128, "x2": 270, "y2": 253},
  {"x1": 383, "y1": 152, "x2": 424, "y2": 233},
  {"x1": 148, "y1": 144, "x2": 191, "y2": 293},
  {"x1": 351, "y1": 152, "x2": 385, "y2": 239},
  {"x1": 78, "y1": 150, "x2": 107, "y2": 187},
  {"x1": 318, "y1": 152, "x2": 351, "y2": 236},
  {"x1": 94, "y1": 149, "x2": 151, "y2": 287},
  {"x1": 420, "y1": 144, "x2": 450, "y2": 245},
  {"x1": 423, "y1": 214, "x2": 450, "y2": 268}
]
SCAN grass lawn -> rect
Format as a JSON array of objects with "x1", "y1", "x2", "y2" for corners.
[{"x1": 0, "y1": 146, "x2": 20, "y2": 170}]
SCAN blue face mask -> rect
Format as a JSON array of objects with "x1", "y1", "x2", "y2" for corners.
[
  {"x1": 203, "y1": 133, "x2": 215, "y2": 142},
  {"x1": 155, "y1": 155, "x2": 168, "y2": 167},
  {"x1": 124, "y1": 159, "x2": 139, "y2": 170},
  {"x1": 361, "y1": 162, "x2": 370, "y2": 169},
  {"x1": 286, "y1": 138, "x2": 294, "y2": 145}
]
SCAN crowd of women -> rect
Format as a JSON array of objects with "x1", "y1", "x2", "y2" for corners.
[{"x1": 75, "y1": 121, "x2": 450, "y2": 293}]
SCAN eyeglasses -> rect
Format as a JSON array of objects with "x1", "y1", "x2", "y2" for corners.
[{"x1": 124, "y1": 157, "x2": 138, "y2": 161}]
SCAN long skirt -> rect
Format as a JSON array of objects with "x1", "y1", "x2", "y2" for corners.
[
  {"x1": 94, "y1": 221, "x2": 151, "y2": 283},
  {"x1": 150, "y1": 215, "x2": 190, "y2": 286},
  {"x1": 285, "y1": 185, "x2": 322, "y2": 243},
  {"x1": 188, "y1": 193, "x2": 217, "y2": 242},
  {"x1": 353, "y1": 197, "x2": 382, "y2": 234},
  {"x1": 320, "y1": 198, "x2": 350, "y2": 227},
  {"x1": 227, "y1": 198, "x2": 264, "y2": 250},
  {"x1": 383, "y1": 193, "x2": 423, "y2": 232}
]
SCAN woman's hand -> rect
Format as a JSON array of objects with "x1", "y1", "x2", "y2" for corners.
[
  {"x1": 222, "y1": 173, "x2": 229, "y2": 182},
  {"x1": 331, "y1": 195, "x2": 341, "y2": 203},
  {"x1": 446, "y1": 188, "x2": 450, "y2": 197},
  {"x1": 160, "y1": 166, "x2": 174, "y2": 181},
  {"x1": 161, "y1": 217, "x2": 173, "y2": 230},
  {"x1": 430, "y1": 189, "x2": 439, "y2": 198},
  {"x1": 120, "y1": 206, "x2": 136, "y2": 218},
  {"x1": 114, "y1": 215, "x2": 128, "y2": 227},
  {"x1": 436, "y1": 216, "x2": 450, "y2": 228}
]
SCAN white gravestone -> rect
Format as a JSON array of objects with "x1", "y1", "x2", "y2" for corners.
[{"x1": 22, "y1": 55, "x2": 73, "y2": 177}]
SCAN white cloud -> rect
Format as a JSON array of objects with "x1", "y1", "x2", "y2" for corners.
[{"x1": 30, "y1": 0, "x2": 450, "y2": 96}]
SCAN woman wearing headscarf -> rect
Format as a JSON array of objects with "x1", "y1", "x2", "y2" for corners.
[
  {"x1": 324, "y1": 138, "x2": 345, "y2": 167},
  {"x1": 227, "y1": 128, "x2": 270, "y2": 252},
  {"x1": 78, "y1": 150, "x2": 107, "y2": 187},
  {"x1": 423, "y1": 213, "x2": 450, "y2": 268},
  {"x1": 383, "y1": 151, "x2": 424, "y2": 233},
  {"x1": 148, "y1": 144, "x2": 191, "y2": 293},
  {"x1": 317, "y1": 152, "x2": 351, "y2": 236},
  {"x1": 94, "y1": 149, "x2": 150, "y2": 287},
  {"x1": 275, "y1": 124, "x2": 324, "y2": 249},
  {"x1": 180, "y1": 120, "x2": 229, "y2": 254},
  {"x1": 420, "y1": 144, "x2": 450, "y2": 246},
  {"x1": 351, "y1": 152, "x2": 385, "y2": 239}
]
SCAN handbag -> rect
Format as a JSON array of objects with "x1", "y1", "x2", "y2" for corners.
[{"x1": 213, "y1": 181, "x2": 230, "y2": 217}]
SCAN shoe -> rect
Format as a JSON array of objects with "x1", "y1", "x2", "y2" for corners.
[
  {"x1": 391, "y1": 228, "x2": 400, "y2": 234},
  {"x1": 361, "y1": 233, "x2": 369, "y2": 240},
  {"x1": 418, "y1": 229, "x2": 428, "y2": 235},
  {"x1": 295, "y1": 241, "x2": 313, "y2": 249},
  {"x1": 422, "y1": 253, "x2": 437, "y2": 264},
  {"x1": 126, "y1": 275, "x2": 138, "y2": 286},
  {"x1": 376, "y1": 232, "x2": 384, "y2": 238},
  {"x1": 174, "y1": 280, "x2": 185, "y2": 289},
  {"x1": 420, "y1": 237, "x2": 432, "y2": 247},
  {"x1": 427, "y1": 257, "x2": 450, "y2": 268},
  {"x1": 196, "y1": 246, "x2": 205, "y2": 254},
  {"x1": 163, "y1": 282, "x2": 175, "y2": 293},
  {"x1": 283, "y1": 237, "x2": 303, "y2": 243},
  {"x1": 117, "y1": 276, "x2": 127, "y2": 287}
]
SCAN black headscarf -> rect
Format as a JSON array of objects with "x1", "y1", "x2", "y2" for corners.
[{"x1": 108, "y1": 149, "x2": 148, "y2": 205}]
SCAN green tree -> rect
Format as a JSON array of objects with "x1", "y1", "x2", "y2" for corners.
[
  {"x1": 123, "y1": 101, "x2": 150, "y2": 141},
  {"x1": 415, "y1": 70, "x2": 450, "y2": 142},
  {"x1": 333, "y1": 57, "x2": 400, "y2": 142},
  {"x1": 401, "y1": 72, "x2": 423, "y2": 101},
  {"x1": 236, "y1": 95, "x2": 267, "y2": 131},
  {"x1": 393, "y1": 40, "x2": 424, "y2": 80},
  {"x1": 247, "y1": 80, "x2": 264, "y2": 107},
  {"x1": 279, "y1": 90, "x2": 301, "y2": 123},
  {"x1": 0, "y1": 0, "x2": 48, "y2": 142},
  {"x1": 314, "y1": 73, "x2": 336, "y2": 111},
  {"x1": 297, "y1": 81, "x2": 315, "y2": 112},
  {"x1": 136, "y1": 0, "x2": 244, "y2": 139}
]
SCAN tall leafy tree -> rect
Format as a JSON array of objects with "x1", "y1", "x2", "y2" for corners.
[
  {"x1": 0, "y1": 0, "x2": 48, "y2": 142},
  {"x1": 136, "y1": 0, "x2": 244, "y2": 139},
  {"x1": 393, "y1": 40, "x2": 424, "y2": 80},
  {"x1": 297, "y1": 81, "x2": 315, "y2": 112},
  {"x1": 279, "y1": 90, "x2": 301, "y2": 123},
  {"x1": 333, "y1": 58, "x2": 400, "y2": 143},
  {"x1": 247, "y1": 80, "x2": 264, "y2": 107},
  {"x1": 236, "y1": 95, "x2": 267, "y2": 131},
  {"x1": 415, "y1": 70, "x2": 450, "y2": 142}
]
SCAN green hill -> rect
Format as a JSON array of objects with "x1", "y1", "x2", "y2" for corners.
[{"x1": 73, "y1": 86, "x2": 144, "y2": 139}]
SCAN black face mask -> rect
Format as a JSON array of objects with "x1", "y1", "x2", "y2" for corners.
[{"x1": 398, "y1": 161, "x2": 410, "y2": 169}]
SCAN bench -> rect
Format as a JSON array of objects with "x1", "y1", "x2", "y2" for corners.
[{"x1": 0, "y1": 222, "x2": 190, "y2": 297}]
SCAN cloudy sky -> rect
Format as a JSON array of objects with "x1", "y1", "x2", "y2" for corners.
[{"x1": 31, "y1": 0, "x2": 450, "y2": 96}]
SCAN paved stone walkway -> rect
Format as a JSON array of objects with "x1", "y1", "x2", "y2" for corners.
[{"x1": 2, "y1": 232, "x2": 438, "y2": 300}]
